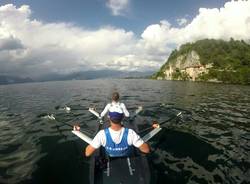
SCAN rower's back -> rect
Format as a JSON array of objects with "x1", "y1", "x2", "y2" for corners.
[{"x1": 100, "y1": 92, "x2": 130, "y2": 118}]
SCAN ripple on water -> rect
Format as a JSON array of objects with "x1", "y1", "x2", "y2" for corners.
[{"x1": 0, "y1": 80, "x2": 249, "y2": 184}]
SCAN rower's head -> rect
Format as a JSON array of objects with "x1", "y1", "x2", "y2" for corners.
[
  {"x1": 108, "y1": 111, "x2": 123, "y2": 124},
  {"x1": 112, "y1": 92, "x2": 120, "y2": 102}
]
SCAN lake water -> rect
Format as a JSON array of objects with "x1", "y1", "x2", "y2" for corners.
[{"x1": 0, "y1": 79, "x2": 249, "y2": 184}]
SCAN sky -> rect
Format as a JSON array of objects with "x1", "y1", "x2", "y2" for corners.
[{"x1": 0, "y1": 0, "x2": 250, "y2": 78}]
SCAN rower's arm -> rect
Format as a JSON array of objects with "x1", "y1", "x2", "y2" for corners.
[
  {"x1": 85, "y1": 130, "x2": 104, "y2": 157},
  {"x1": 130, "y1": 129, "x2": 150, "y2": 154},
  {"x1": 85, "y1": 145, "x2": 96, "y2": 157},
  {"x1": 121, "y1": 103, "x2": 130, "y2": 117},
  {"x1": 139, "y1": 143, "x2": 150, "y2": 154},
  {"x1": 100, "y1": 104, "x2": 110, "y2": 118}
]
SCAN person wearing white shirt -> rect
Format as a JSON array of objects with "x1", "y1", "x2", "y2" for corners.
[
  {"x1": 100, "y1": 92, "x2": 129, "y2": 119},
  {"x1": 85, "y1": 111, "x2": 150, "y2": 157}
]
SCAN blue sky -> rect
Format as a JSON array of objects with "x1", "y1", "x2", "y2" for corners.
[
  {"x1": 1, "y1": 0, "x2": 228, "y2": 34},
  {"x1": 0, "y1": 0, "x2": 249, "y2": 78}
]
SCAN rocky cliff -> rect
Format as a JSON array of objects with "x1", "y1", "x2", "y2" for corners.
[
  {"x1": 152, "y1": 39, "x2": 250, "y2": 84},
  {"x1": 161, "y1": 50, "x2": 213, "y2": 81}
]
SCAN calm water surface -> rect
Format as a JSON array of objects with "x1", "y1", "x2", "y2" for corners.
[{"x1": 0, "y1": 79, "x2": 249, "y2": 184}]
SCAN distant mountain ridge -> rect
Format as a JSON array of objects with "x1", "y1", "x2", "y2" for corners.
[
  {"x1": 37, "y1": 70, "x2": 154, "y2": 82},
  {"x1": 152, "y1": 39, "x2": 250, "y2": 85},
  {"x1": 0, "y1": 70, "x2": 154, "y2": 85},
  {"x1": 0, "y1": 75, "x2": 33, "y2": 85}
]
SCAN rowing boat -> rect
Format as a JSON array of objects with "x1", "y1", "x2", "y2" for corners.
[
  {"x1": 89, "y1": 116, "x2": 152, "y2": 184},
  {"x1": 72, "y1": 107, "x2": 180, "y2": 184}
]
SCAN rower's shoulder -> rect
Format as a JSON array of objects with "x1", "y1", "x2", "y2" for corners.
[
  {"x1": 96, "y1": 129, "x2": 105, "y2": 136},
  {"x1": 127, "y1": 128, "x2": 137, "y2": 135},
  {"x1": 105, "y1": 103, "x2": 111, "y2": 107},
  {"x1": 119, "y1": 102, "x2": 126, "y2": 107}
]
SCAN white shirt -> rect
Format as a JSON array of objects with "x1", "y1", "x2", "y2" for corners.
[
  {"x1": 100, "y1": 101, "x2": 130, "y2": 118},
  {"x1": 90, "y1": 127, "x2": 144, "y2": 149}
]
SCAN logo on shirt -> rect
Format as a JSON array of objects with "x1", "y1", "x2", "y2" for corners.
[{"x1": 106, "y1": 146, "x2": 128, "y2": 151}]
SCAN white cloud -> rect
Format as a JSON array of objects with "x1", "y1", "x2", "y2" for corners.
[
  {"x1": 177, "y1": 18, "x2": 188, "y2": 26},
  {"x1": 106, "y1": 0, "x2": 129, "y2": 16},
  {"x1": 0, "y1": 4, "x2": 146, "y2": 78},
  {"x1": 0, "y1": 1, "x2": 250, "y2": 78},
  {"x1": 142, "y1": 0, "x2": 250, "y2": 48},
  {"x1": 140, "y1": 20, "x2": 172, "y2": 53}
]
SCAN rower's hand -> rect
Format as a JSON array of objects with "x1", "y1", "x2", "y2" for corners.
[
  {"x1": 89, "y1": 107, "x2": 96, "y2": 111},
  {"x1": 152, "y1": 121, "x2": 160, "y2": 128},
  {"x1": 73, "y1": 125, "x2": 80, "y2": 131},
  {"x1": 99, "y1": 117, "x2": 103, "y2": 124}
]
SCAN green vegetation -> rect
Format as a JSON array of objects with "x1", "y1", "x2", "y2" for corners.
[
  {"x1": 198, "y1": 68, "x2": 250, "y2": 84},
  {"x1": 172, "y1": 69, "x2": 190, "y2": 81},
  {"x1": 153, "y1": 39, "x2": 250, "y2": 85}
]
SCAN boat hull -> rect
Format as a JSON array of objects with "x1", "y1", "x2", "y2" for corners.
[{"x1": 89, "y1": 121, "x2": 151, "y2": 184}]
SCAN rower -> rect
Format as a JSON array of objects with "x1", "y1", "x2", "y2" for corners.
[
  {"x1": 100, "y1": 92, "x2": 130, "y2": 120},
  {"x1": 85, "y1": 111, "x2": 150, "y2": 157}
]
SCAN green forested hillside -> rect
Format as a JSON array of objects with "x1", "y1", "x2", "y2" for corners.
[{"x1": 153, "y1": 39, "x2": 250, "y2": 84}]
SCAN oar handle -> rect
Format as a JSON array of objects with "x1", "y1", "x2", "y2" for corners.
[{"x1": 72, "y1": 130, "x2": 93, "y2": 144}]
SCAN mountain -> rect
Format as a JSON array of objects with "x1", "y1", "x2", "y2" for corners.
[
  {"x1": 37, "y1": 70, "x2": 154, "y2": 81},
  {"x1": 152, "y1": 39, "x2": 250, "y2": 85},
  {"x1": 0, "y1": 75, "x2": 33, "y2": 85},
  {"x1": 0, "y1": 70, "x2": 154, "y2": 85}
]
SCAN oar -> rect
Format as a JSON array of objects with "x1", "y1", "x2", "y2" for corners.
[
  {"x1": 142, "y1": 126, "x2": 162, "y2": 142},
  {"x1": 158, "y1": 112, "x2": 182, "y2": 126},
  {"x1": 88, "y1": 106, "x2": 143, "y2": 124},
  {"x1": 141, "y1": 112, "x2": 182, "y2": 142},
  {"x1": 72, "y1": 107, "x2": 104, "y2": 144},
  {"x1": 139, "y1": 112, "x2": 182, "y2": 134},
  {"x1": 88, "y1": 108, "x2": 100, "y2": 118},
  {"x1": 47, "y1": 114, "x2": 94, "y2": 135},
  {"x1": 128, "y1": 106, "x2": 143, "y2": 122},
  {"x1": 72, "y1": 106, "x2": 105, "y2": 144},
  {"x1": 56, "y1": 119, "x2": 74, "y2": 128},
  {"x1": 72, "y1": 125, "x2": 93, "y2": 144},
  {"x1": 134, "y1": 106, "x2": 143, "y2": 116},
  {"x1": 73, "y1": 106, "x2": 149, "y2": 144},
  {"x1": 88, "y1": 108, "x2": 103, "y2": 124}
]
